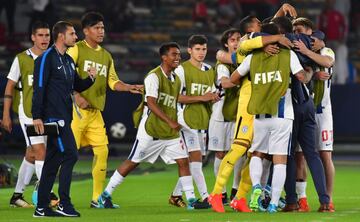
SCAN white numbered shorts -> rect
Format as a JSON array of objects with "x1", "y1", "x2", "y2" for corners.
[
  {"x1": 208, "y1": 119, "x2": 235, "y2": 152},
  {"x1": 128, "y1": 121, "x2": 188, "y2": 164},
  {"x1": 18, "y1": 104, "x2": 46, "y2": 147},
  {"x1": 249, "y1": 117, "x2": 293, "y2": 155}
]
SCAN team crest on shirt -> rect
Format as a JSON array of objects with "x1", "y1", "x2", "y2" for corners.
[
  {"x1": 139, "y1": 151, "x2": 146, "y2": 158},
  {"x1": 242, "y1": 126, "x2": 248, "y2": 133},
  {"x1": 212, "y1": 137, "x2": 219, "y2": 146},
  {"x1": 188, "y1": 137, "x2": 195, "y2": 145}
]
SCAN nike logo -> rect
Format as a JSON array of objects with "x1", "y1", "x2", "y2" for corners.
[
  {"x1": 36, "y1": 210, "x2": 44, "y2": 216},
  {"x1": 57, "y1": 66, "x2": 63, "y2": 69},
  {"x1": 325, "y1": 143, "x2": 331, "y2": 146},
  {"x1": 58, "y1": 205, "x2": 64, "y2": 211}
]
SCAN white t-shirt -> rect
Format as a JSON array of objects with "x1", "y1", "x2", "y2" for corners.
[
  {"x1": 315, "y1": 47, "x2": 335, "y2": 113},
  {"x1": 210, "y1": 64, "x2": 231, "y2": 122},
  {"x1": 236, "y1": 50, "x2": 304, "y2": 120},
  {"x1": 7, "y1": 49, "x2": 38, "y2": 106}
]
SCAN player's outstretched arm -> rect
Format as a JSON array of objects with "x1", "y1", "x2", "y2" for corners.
[
  {"x1": 178, "y1": 92, "x2": 220, "y2": 104},
  {"x1": 114, "y1": 80, "x2": 143, "y2": 94},
  {"x1": 294, "y1": 40, "x2": 334, "y2": 68},
  {"x1": 273, "y1": 3, "x2": 297, "y2": 18}
]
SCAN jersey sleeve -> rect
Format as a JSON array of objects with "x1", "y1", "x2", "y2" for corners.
[
  {"x1": 7, "y1": 57, "x2": 21, "y2": 82},
  {"x1": 320, "y1": 47, "x2": 335, "y2": 62},
  {"x1": 236, "y1": 54, "x2": 252, "y2": 77},
  {"x1": 107, "y1": 58, "x2": 120, "y2": 90},
  {"x1": 144, "y1": 73, "x2": 159, "y2": 101},
  {"x1": 216, "y1": 64, "x2": 230, "y2": 85},
  {"x1": 174, "y1": 65, "x2": 185, "y2": 94},
  {"x1": 290, "y1": 50, "x2": 304, "y2": 75},
  {"x1": 235, "y1": 36, "x2": 263, "y2": 64},
  {"x1": 67, "y1": 44, "x2": 79, "y2": 64}
]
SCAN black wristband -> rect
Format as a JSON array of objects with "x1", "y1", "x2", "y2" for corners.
[{"x1": 4, "y1": 95, "x2": 13, "y2": 99}]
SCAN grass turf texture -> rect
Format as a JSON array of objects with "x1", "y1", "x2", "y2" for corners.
[{"x1": 0, "y1": 157, "x2": 360, "y2": 222}]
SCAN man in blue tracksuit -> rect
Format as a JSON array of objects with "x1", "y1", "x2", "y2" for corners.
[{"x1": 32, "y1": 21, "x2": 96, "y2": 217}]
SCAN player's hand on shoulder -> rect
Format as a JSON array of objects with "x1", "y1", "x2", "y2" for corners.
[
  {"x1": 264, "y1": 44, "x2": 280, "y2": 56},
  {"x1": 278, "y1": 35, "x2": 293, "y2": 49}
]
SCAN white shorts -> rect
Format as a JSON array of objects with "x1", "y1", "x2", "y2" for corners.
[
  {"x1": 18, "y1": 104, "x2": 46, "y2": 147},
  {"x1": 178, "y1": 114, "x2": 207, "y2": 155},
  {"x1": 249, "y1": 118, "x2": 293, "y2": 155},
  {"x1": 208, "y1": 119, "x2": 235, "y2": 152},
  {"x1": 129, "y1": 120, "x2": 188, "y2": 164},
  {"x1": 315, "y1": 110, "x2": 333, "y2": 151}
]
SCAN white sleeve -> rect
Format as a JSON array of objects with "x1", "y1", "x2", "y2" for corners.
[
  {"x1": 7, "y1": 57, "x2": 21, "y2": 82},
  {"x1": 290, "y1": 50, "x2": 304, "y2": 75},
  {"x1": 144, "y1": 73, "x2": 159, "y2": 101},
  {"x1": 236, "y1": 54, "x2": 252, "y2": 77},
  {"x1": 174, "y1": 65, "x2": 185, "y2": 94},
  {"x1": 320, "y1": 47, "x2": 335, "y2": 62},
  {"x1": 216, "y1": 64, "x2": 230, "y2": 85}
]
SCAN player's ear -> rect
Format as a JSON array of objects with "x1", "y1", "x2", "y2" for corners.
[
  {"x1": 31, "y1": 34, "x2": 36, "y2": 42},
  {"x1": 187, "y1": 47, "x2": 192, "y2": 55},
  {"x1": 83, "y1": 27, "x2": 89, "y2": 36}
]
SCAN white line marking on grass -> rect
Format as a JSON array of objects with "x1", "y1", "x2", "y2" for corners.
[{"x1": 180, "y1": 219, "x2": 190, "y2": 222}]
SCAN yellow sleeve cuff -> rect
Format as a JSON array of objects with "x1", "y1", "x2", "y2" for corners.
[{"x1": 108, "y1": 59, "x2": 120, "y2": 90}]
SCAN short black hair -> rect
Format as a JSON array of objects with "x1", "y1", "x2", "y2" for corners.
[
  {"x1": 261, "y1": 23, "x2": 280, "y2": 35},
  {"x1": 239, "y1": 15, "x2": 257, "y2": 35},
  {"x1": 159, "y1": 42, "x2": 180, "y2": 56},
  {"x1": 81, "y1": 11, "x2": 104, "y2": 28},
  {"x1": 31, "y1": 21, "x2": 49, "y2": 35},
  {"x1": 220, "y1": 28, "x2": 240, "y2": 51},
  {"x1": 188, "y1": 35, "x2": 207, "y2": 48},
  {"x1": 292, "y1": 17, "x2": 315, "y2": 31},
  {"x1": 271, "y1": 16, "x2": 293, "y2": 34},
  {"x1": 52, "y1": 21, "x2": 73, "y2": 42}
]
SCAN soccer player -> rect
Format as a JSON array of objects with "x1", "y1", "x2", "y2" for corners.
[
  {"x1": 233, "y1": 23, "x2": 311, "y2": 213},
  {"x1": 67, "y1": 12, "x2": 143, "y2": 208},
  {"x1": 208, "y1": 15, "x2": 293, "y2": 213},
  {"x1": 169, "y1": 35, "x2": 219, "y2": 209},
  {"x1": 97, "y1": 42, "x2": 196, "y2": 209},
  {"x1": 32, "y1": 21, "x2": 96, "y2": 217},
  {"x1": 292, "y1": 17, "x2": 336, "y2": 212},
  {"x1": 2, "y1": 21, "x2": 58, "y2": 208},
  {"x1": 208, "y1": 28, "x2": 242, "y2": 205}
]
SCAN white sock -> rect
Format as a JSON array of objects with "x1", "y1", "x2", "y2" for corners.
[
  {"x1": 179, "y1": 176, "x2": 195, "y2": 200},
  {"x1": 172, "y1": 178, "x2": 183, "y2": 196},
  {"x1": 260, "y1": 158, "x2": 272, "y2": 187},
  {"x1": 296, "y1": 181, "x2": 307, "y2": 199},
  {"x1": 232, "y1": 155, "x2": 245, "y2": 189},
  {"x1": 104, "y1": 170, "x2": 124, "y2": 195},
  {"x1": 249, "y1": 156, "x2": 263, "y2": 186},
  {"x1": 190, "y1": 162, "x2": 209, "y2": 200},
  {"x1": 15, "y1": 158, "x2": 34, "y2": 193},
  {"x1": 214, "y1": 157, "x2": 227, "y2": 193},
  {"x1": 34, "y1": 160, "x2": 44, "y2": 180},
  {"x1": 270, "y1": 164, "x2": 287, "y2": 206}
]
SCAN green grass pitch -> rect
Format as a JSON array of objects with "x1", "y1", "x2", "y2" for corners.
[{"x1": 0, "y1": 157, "x2": 360, "y2": 222}]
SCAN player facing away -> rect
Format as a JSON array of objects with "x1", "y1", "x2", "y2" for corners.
[
  {"x1": 170, "y1": 35, "x2": 219, "y2": 209},
  {"x1": 97, "y1": 42, "x2": 197, "y2": 209},
  {"x1": 208, "y1": 28, "x2": 243, "y2": 205},
  {"x1": 2, "y1": 21, "x2": 59, "y2": 208},
  {"x1": 67, "y1": 11, "x2": 143, "y2": 208},
  {"x1": 292, "y1": 17, "x2": 336, "y2": 212}
]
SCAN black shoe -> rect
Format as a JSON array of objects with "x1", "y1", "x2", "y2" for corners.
[
  {"x1": 222, "y1": 192, "x2": 229, "y2": 205},
  {"x1": 10, "y1": 193, "x2": 33, "y2": 208},
  {"x1": 33, "y1": 207, "x2": 63, "y2": 217},
  {"x1": 55, "y1": 203, "x2": 81, "y2": 217},
  {"x1": 193, "y1": 197, "x2": 211, "y2": 209},
  {"x1": 90, "y1": 200, "x2": 101, "y2": 208},
  {"x1": 230, "y1": 188, "x2": 237, "y2": 201}
]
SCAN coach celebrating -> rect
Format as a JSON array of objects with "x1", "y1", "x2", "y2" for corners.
[{"x1": 32, "y1": 21, "x2": 96, "y2": 217}]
